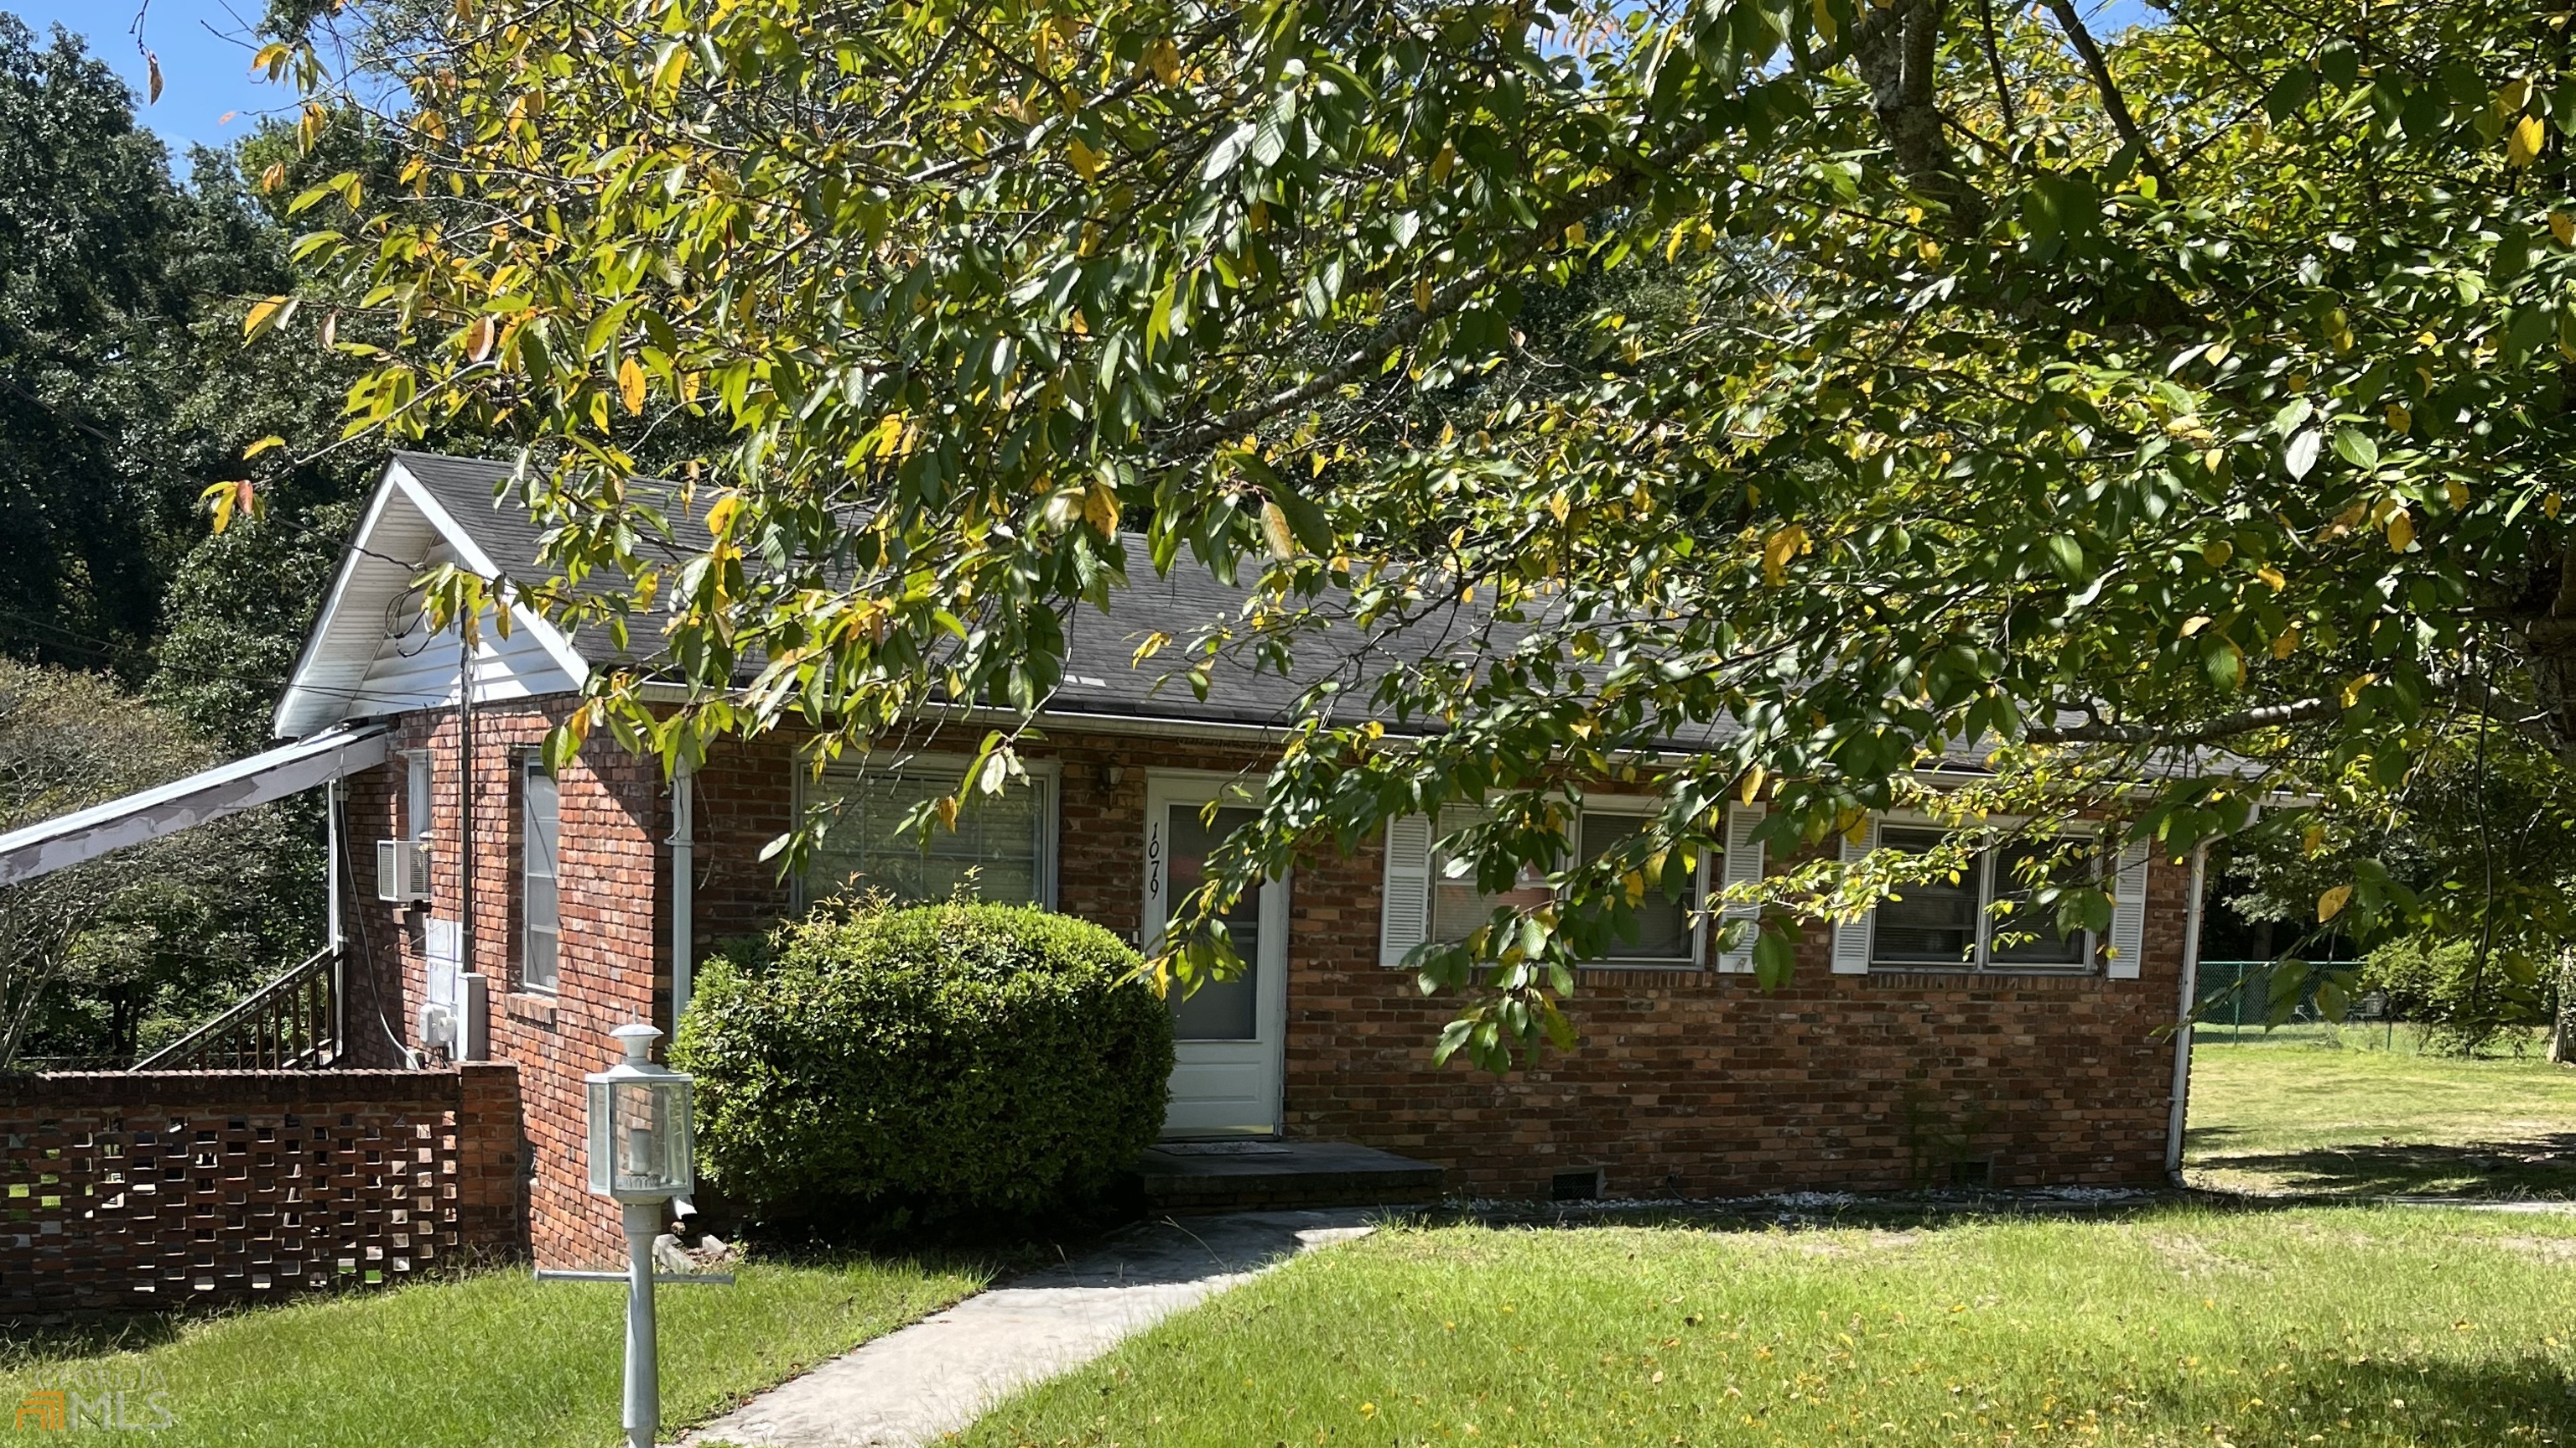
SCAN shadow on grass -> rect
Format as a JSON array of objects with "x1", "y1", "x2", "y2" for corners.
[
  {"x1": 0, "y1": 1313, "x2": 186, "y2": 1369},
  {"x1": 2127, "y1": 1348, "x2": 2573, "y2": 1445},
  {"x1": 2190, "y1": 1132, "x2": 2576, "y2": 1199}
]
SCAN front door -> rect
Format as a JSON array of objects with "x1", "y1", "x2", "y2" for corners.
[{"x1": 1142, "y1": 773, "x2": 1289, "y2": 1136}]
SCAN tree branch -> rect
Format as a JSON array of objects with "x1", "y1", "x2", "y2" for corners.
[
  {"x1": 2040, "y1": 0, "x2": 2175, "y2": 195},
  {"x1": 2026, "y1": 696, "x2": 2334, "y2": 745}
]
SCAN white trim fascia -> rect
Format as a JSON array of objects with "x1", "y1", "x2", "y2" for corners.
[
  {"x1": 272, "y1": 465, "x2": 408, "y2": 739},
  {"x1": 386, "y1": 459, "x2": 593, "y2": 686},
  {"x1": 0, "y1": 724, "x2": 391, "y2": 886}
]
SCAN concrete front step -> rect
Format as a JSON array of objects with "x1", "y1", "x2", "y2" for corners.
[{"x1": 1133, "y1": 1139, "x2": 1441, "y2": 1212}]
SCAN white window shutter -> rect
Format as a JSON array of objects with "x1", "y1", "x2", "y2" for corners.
[
  {"x1": 1715, "y1": 803, "x2": 1766, "y2": 973},
  {"x1": 2106, "y1": 838, "x2": 2152, "y2": 978},
  {"x1": 1380, "y1": 814, "x2": 1435, "y2": 968},
  {"x1": 1830, "y1": 817, "x2": 1877, "y2": 974}
]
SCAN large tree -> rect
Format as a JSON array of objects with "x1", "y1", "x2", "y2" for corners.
[{"x1": 266, "y1": 0, "x2": 2576, "y2": 1063}]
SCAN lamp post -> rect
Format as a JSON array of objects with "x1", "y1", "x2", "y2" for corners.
[{"x1": 585, "y1": 1023, "x2": 695, "y2": 1448}]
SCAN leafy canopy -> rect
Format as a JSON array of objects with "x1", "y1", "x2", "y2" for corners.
[{"x1": 264, "y1": 0, "x2": 2576, "y2": 1065}]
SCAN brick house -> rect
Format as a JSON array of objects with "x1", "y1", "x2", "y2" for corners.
[{"x1": 281, "y1": 454, "x2": 2206, "y2": 1266}]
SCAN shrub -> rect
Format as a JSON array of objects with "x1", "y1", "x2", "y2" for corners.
[
  {"x1": 673, "y1": 900, "x2": 1172, "y2": 1225},
  {"x1": 2358, "y1": 937, "x2": 2558, "y2": 1054}
]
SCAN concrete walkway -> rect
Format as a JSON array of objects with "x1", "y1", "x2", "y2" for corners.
[{"x1": 679, "y1": 1209, "x2": 1379, "y2": 1448}]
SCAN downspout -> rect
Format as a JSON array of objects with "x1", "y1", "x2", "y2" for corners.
[
  {"x1": 669, "y1": 762, "x2": 695, "y2": 1027},
  {"x1": 2164, "y1": 841, "x2": 2210, "y2": 1183},
  {"x1": 457, "y1": 625, "x2": 476, "y2": 979}
]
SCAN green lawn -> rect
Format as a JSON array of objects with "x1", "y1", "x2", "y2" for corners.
[
  {"x1": 2185, "y1": 1033, "x2": 2576, "y2": 1197},
  {"x1": 959, "y1": 1207, "x2": 2576, "y2": 1448},
  {"x1": 0, "y1": 1255, "x2": 984, "y2": 1446}
]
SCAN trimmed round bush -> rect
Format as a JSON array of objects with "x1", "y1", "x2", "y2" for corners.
[{"x1": 672, "y1": 900, "x2": 1172, "y2": 1223}]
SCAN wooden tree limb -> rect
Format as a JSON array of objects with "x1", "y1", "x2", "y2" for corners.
[{"x1": 2040, "y1": 0, "x2": 2175, "y2": 195}]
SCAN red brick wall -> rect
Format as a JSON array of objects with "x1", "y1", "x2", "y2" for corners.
[
  {"x1": 0, "y1": 1067, "x2": 523, "y2": 1317},
  {"x1": 686, "y1": 727, "x2": 2192, "y2": 1199},
  {"x1": 340, "y1": 702, "x2": 667, "y2": 1267},
  {"x1": 344, "y1": 702, "x2": 2193, "y2": 1238}
]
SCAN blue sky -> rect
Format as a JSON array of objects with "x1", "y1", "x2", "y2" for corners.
[
  {"x1": 9, "y1": 0, "x2": 2167, "y2": 164},
  {"x1": 7, "y1": 0, "x2": 283, "y2": 157}
]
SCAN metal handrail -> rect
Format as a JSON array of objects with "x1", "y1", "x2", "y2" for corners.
[{"x1": 133, "y1": 944, "x2": 342, "y2": 1071}]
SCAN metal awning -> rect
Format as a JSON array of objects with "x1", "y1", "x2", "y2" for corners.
[{"x1": 0, "y1": 724, "x2": 390, "y2": 887}]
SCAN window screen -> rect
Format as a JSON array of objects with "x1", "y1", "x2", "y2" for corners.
[
  {"x1": 805, "y1": 767, "x2": 1050, "y2": 906},
  {"x1": 1576, "y1": 811, "x2": 1698, "y2": 963},
  {"x1": 522, "y1": 757, "x2": 560, "y2": 991},
  {"x1": 1871, "y1": 826, "x2": 1981, "y2": 966},
  {"x1": 1986, "y1": 840, "x2": 2091, "y2": 966},
  {"x1": 1430, "y1": 812, "x2": 1553, "y2": 946}
]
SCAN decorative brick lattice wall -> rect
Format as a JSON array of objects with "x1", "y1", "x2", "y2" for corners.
[{"x1": 0, "y1": 1066, "x2": 524, "y2": 1316}]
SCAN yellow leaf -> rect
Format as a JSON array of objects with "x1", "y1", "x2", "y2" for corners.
[
  {"x1": 1260, "y1": 501, "x2": 1296, "y2": 559},
  {"x1": 1414, "y1": 275, "x2": 1433, "y2": 313},
  {"x1": 2340, "y1": 673, "x2": 2376, "y2": 708},
  {"x1": 2548, "y1": 491, "x2": 2566, "y2": 520},
  {"x1": 2554, "y1": 211, "x2": 2575, "y2": 247},
  {"x1": 1145, "y1": 39, "x2": 1182, "y2": 86},
  {"x1": 242, "y1": 296, "x2": 287, "y2": 340},
  {"x1": 465, "y1": 314, "x2": 496, "y2": 362},
  {"x1": 2384, "y1": 403, "x2": 2410, "y2": 433},
  {"x1": 704, "y1": 491, "x2": 743, "y2": 535},
  {"x1": 2302, "y1": 823, "x2": 2326, "y2": 857},
  {"x1": 1810, "y1": 0, "x2": 1838, "y2": 41},
  {"x1": 242, "y1": 435, "x2": 287, "y2": 459},
  {"x1": 2444, "y1": 480, "x2": 2470, "y2": 509},
  {"x1": 2271, "y1": 625, "x2": 2299, "y2": 659},
  {"x1": 1761, "y1": 525, "x2": 1806, "y2": 586},
  {"x1": 1067, "y1": 138, "x2": 1104, "y2": 179},
  {"x1": 2509, "y1": 112, "x2": 2546, "y2": 168},
  {"x1": 2179, "y1": 615, "x2": 2212, "y2": 637},
  {"x1": 1739, "y1": 766, "x2": 1766, "y2": 807},
  {"x1": 2316, "y1": 885, "x2": 2352, "y2": 922},
  {"x1": 145, "y1": 50, "x2": 162, "y2": 105},
  {"x1": 1131, "y1": 630, "x2": 1171, "y2": 667},
  {"x1": 200, "y1": 479, "x2": 254, "y2": 534},
  {"x1": 1564, "y1": 221, "x2": 1587, "y2": 248},
  {"x1": 2386, "y1": 510, "x2": 2414, "y2": 552},
  {"x1": 2201, "y1": 539, "x2": 2233, "y2": 568},
  {"x1": 617, "y1": 356, "x2": 647, "y2": 415},
  {"x1": 1083, "y1": 478, "x2": 1121, "y2": 536},
  {"x1": 1431, "y1": 143, "x2": 1457, "y2": 184}
]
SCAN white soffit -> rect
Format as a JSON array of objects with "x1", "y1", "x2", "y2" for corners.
[{"x1": 272, "y1": 459, "x2": 590, "y2": 739}]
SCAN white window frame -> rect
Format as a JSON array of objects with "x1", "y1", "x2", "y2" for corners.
[
  {"x1": 1846, "y1": 813, "x2": 2107, "y2": 975},
  {"x1": 520, "y1": 753, "x2": 561, "y2": 994},
  {"x1": 404, "y1": 749, "x2": 434, "y2": 843},
  {"x1": 1567, "y1": 797, "x2": 1711, "y2": 970},
  {"x1": 792, "y1": 754, "x2": 1061, "y2": 912},
  {"x1": 1382, "y1": 798, "x2": 1760, "y2": 972}
]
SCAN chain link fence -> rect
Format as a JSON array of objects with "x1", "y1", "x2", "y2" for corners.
[{"x1": 2190, "y1": 959, "x2": 2396, "y2": 1046}]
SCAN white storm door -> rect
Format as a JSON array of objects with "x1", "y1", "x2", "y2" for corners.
[{"x1": 1143, "y1": 773, "x2": 1290, "y2": 1137}]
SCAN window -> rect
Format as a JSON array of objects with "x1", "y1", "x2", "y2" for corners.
[
  {"x1": 1870, "y1": 826, "x2": 2092, "y2": 971},
  {"x1": 1574, "y1": 807, "x2": 1701, "y2": 966},
  {"x1": 522, "y1": 756, "x2": 560, "y2": 992},
  {"x1": 405, "y1": 750, "x2": 434, "y2": 842},
  {"x1": 1381, "y1": 802, "x2": 1723, "y2": 969},
  {"x1": 1428, "y1": 809, "x2": 1555, "y2": 947},
  {"x1": 801, "y1": 761, "x2": 1057, "y2": 908}
]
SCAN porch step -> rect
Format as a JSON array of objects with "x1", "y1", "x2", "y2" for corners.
[{"x1": 1133, "y1": 1139, "x2": 1442, "y2": 1212}]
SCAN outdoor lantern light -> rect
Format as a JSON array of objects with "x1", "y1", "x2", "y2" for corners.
[
  {"x1": 569, "y1": 1022, "x2": 704, "y2": 1448},
  {"x1": 585, "y1": 1023, "x2": 695, "y2": 1201}
]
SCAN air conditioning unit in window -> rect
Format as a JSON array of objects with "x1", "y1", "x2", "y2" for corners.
[{"x1": 377, "y1": 838, "x2": 431, "y2": 904}]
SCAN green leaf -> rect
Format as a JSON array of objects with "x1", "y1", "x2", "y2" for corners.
[
  {"x1": 2330, "y1": 427, "x2": 2378, "y2": 470},
  {"x1": 2283, "y1": 428, "x2": 2322, "y2": 480}
]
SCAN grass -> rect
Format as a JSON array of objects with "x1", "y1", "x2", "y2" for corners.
[
  {"x1": 0, "y1": 1254, "x2": 985, "y2": 1446},
  {"x1": 2185, "y1": 1031, "x2": 2576, "y2": 1197},
  {"x1": 958, "y1": 1206, "x2": 2576, "y2": 1448}
]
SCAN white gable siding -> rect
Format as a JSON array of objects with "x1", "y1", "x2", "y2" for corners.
[{"x1": 274, "y1": 459, "x2": 585, "y2": 738}]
